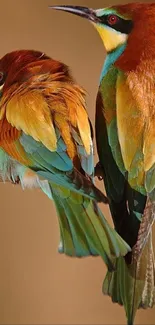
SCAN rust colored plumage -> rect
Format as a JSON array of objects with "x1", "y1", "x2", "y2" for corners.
[
  {"x1": 115, "y1": 3, "x2": 155, "y2": 72},
  {"x1": 0, "y1": 117, "x2": 31, "y2": 165},
  {"x1": 0, "y1": 118, "x2": 20, "y2": 143}
]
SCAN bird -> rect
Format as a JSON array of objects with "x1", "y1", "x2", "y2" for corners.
[
  {"x1": 0, "y1": 49, "x2": 130, "y2": 271},
  {"x1": 50, "y1": 3, "x2": 155, "y2": 325}
]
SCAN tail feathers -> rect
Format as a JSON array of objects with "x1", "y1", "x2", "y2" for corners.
[
  {"x1": 103, "y1": 232, "x2": 155, "y2": 325},
  {"x1": 50, "y1": 183, "x2": 130, "y2": 271}
]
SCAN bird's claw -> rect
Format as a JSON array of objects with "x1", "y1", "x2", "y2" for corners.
[
  {"x1": 10, "y1": 176, "x2": 20, "y2": 185},
  {"x1": 95, "y1": 162, "x2": 104, "y2": 180}
]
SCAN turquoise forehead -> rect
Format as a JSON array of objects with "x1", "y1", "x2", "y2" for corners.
[
  {"x1": 95, "y1": 8, "x2": 126, "y2": 20},
  {"x1": 96, "y1": 8, "x2": 118, "y2": 16}
]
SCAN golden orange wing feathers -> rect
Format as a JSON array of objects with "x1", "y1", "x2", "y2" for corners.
[{"x1": 0, "y1": 60, "x2": 91, "y2": 161}]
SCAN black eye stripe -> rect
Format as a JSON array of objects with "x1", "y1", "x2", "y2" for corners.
[{"x1": 98, "y1": 15, "x2": 133, "y2": 34}]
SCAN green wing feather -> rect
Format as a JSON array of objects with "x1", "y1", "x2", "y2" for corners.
[
  {"x1": 24, "y1": 131, "x2": 131, "y2": 268},
  {"x1": 0, "y1": 129, "x2": 130, "y2": 270}
]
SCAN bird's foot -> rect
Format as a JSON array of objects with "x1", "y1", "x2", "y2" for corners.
[
  {"x1": 95, "y1": 162, "x2": 104, "y2": 180},
  {"x1": 10, "y1": 175, "x2": 20, "y2": 185}
]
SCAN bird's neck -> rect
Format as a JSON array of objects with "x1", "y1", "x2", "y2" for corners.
[
  {"x1": 115, "y1": 26, "x2": 155, "y2": 72},
  {"x1": 100, "y1": 43, "x2": 155, "y2": 84},
  {"x1": 100, "y1": 44, "x2": 126, "y2": 83}
]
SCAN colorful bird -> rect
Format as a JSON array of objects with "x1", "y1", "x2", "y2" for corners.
[
  {"x1": 50, "y1": 3, "x2": 155, "y2": 325},
  {"x1": 0, "y1": 50, "x2": 130, "y2": 271}
]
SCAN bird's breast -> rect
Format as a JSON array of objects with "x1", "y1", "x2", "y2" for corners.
[{"x1": 116, "y1": 66, "x2": 155, "y2": 177}]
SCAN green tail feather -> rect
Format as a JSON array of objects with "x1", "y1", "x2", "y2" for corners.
[
  {"x1": 50, "y1": 183, "x2": 130, "y2": 271},
  {"x1": 103, "y1": 233, "x2": 155, "y2": 325}
]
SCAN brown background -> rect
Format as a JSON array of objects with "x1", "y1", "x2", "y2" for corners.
[{"x1": 0, "y1": 0, "x2": 154, "y2": 324}]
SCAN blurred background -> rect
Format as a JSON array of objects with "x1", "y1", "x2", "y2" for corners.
[{"x1": 0, "y1": 0, "x2": 154, "y2": 324}]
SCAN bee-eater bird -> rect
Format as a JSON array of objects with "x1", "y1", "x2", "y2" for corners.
[
  {"x1": 50, "y1": 3, "x2": 155, "y2": 325},
  {"x1": 0, "y1": 50, "x2": 130, "y2": 271}
]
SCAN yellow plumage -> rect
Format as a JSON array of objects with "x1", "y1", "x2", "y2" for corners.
[
  {"x1": 93, "y1": 24, "x2": 128, "y2": 52},
  {"x1": 116, "y1": 72, "x2": 146, "y2": 185}
]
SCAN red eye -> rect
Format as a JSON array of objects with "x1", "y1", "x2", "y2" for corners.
[{"x1": 107, "y1": 15, "x2": 119, "y2": 26}]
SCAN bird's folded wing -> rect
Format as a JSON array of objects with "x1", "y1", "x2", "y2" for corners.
[{"x1": 0, "y1": 73, "x2": 106, "y2": 202}]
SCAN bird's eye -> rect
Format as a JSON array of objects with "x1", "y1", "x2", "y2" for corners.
[
  {"x1": 107, "y1": 15, "x2": 119, "y2": 26},
  {"x1": 0, "y1": 72, "x2": 4, "y2": 83}
]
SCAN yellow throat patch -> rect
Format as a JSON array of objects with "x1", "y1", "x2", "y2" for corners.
[{"x1": 93, "y1": 24, "x2": 128, "y2": 52}]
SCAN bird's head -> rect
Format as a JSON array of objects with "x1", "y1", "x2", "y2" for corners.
[
  {"x1": 0, "y1": 50, "x2": 51, "y2": 92},
  {"x1": 0, "y1": 50, "x2": 71, "y2": 97},
  {"x1": 50, "y1": 3, "x2": 155, "y2": 70}
]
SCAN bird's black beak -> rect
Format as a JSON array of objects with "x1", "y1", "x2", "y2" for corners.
[{"x1": 49, "y1": 5, "x2": 99, "y2": 23}]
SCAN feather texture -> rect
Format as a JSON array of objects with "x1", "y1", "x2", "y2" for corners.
[
  {"x1": 96, "y1": 57, "x2": 155, "y2": 324},
  {"x1": 0, "y1": 50, "x2": 130, "y2": 270}
]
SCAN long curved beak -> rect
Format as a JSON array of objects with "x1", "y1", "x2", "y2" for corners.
[{"x1": 49, "y1": 5, "x2": 99, "y2": 23}]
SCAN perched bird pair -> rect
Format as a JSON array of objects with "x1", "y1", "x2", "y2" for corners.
[{"x1": 0, "y1": 2, "x2": 154, "y2": 325}]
